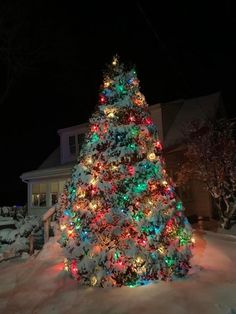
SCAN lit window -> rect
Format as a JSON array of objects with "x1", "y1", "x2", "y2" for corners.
[
  {"x1": 51, "y1": 193, "x2": 58, "y2": 205},
  {"x1": 32, "y1": 183, "x2": 46, "y2": 207},
  {"x1": 50, "y1": 182, "x2": 59, "y2": 206}
]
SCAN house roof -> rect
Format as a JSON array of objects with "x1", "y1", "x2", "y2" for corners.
[
  {"x1": 20, "y1": 162, "x2": 74, "y2": 182},
  {"x1": 162, "y1": 92, "x2": 221, "y2": 148},
  {"x1": 57, "y1": 122, "x2": 89, "y2": 135},
  {"x1": 38, "y1": 147, "x2": 61, "y2": 170}
]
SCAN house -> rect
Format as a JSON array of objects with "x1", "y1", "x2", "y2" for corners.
[{"x1": 20, "y1": 92, "x2": 222, "y2": 218}]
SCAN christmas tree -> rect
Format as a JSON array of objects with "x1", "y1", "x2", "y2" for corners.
[{"x1": 59, "y1": 56, "x2": 193, "y2": 287}]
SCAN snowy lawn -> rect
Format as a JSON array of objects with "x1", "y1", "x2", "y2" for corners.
[{"x1": 0, "y1": 230, "x2": 236, "y2": 314}]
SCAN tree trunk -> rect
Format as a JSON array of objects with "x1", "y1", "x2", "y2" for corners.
[
  {"x1": 213, "y1": 198, "x2": 232, "y2": 229},
  {"x1": 220, "y1": 216, "x2": 231, "y2": 229}
]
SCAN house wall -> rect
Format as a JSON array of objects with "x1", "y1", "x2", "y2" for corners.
[
  {"x1": 190, "y1": 180, "x2": 212, "y2": 217},
  {"x1": 164, "y1": 148, "x2": 213, "y2": 218}
]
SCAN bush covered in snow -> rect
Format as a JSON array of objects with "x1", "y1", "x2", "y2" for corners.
[
  {"x1": 0, "y1": 205, "x2": 27, "y2": 219},
  {"x1": 0, "y1": 209, "x2": 42, "y2": 261},
  {"x1": 0, "y1": 229, "x2": 19, "y2": 244}
]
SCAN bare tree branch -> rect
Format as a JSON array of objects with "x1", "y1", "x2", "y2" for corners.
[{"x1": 177, "y1": 118, "x2": 236, "y2": 229}]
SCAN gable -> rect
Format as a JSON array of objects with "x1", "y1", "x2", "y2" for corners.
[{"x1": 163, "y1": 92, "x2": 221, "y2": 148}]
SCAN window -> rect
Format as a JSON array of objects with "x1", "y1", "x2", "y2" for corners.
[
  {"x1": 68, "y1": 133, "x2": 86, "y2": 157},
  {"x1": 69, "y1": 135, "x2": 76, "y2": 155},
  {"x1": 51, "y1": 193, "x2": 58, "y2": 205},
  {"x1": 77, "y1": 133, "x2": 85, "y2": 147},
  {"x1": 50, "y1": 182, "x2": 59, "y2": 206},
  {"x1": 32, "y1": 183, "x2": 46, "y2": 207}
]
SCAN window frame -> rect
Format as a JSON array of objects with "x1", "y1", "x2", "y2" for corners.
[
  {"x1": 32, "y1": 193, "x2": 46, "y2": 207},
  {"x1": 68, "y1": 132, "x2": 85, "y2": 157},
  {"x1": 31, "y1": 183, "x2": 47, "y2": 208},
  {"x1": 50, "y1": 192, "x2": 58, "y2": 206},
  {"x1": 69, "y1": 135, "x2": 76, "y2": 155}
]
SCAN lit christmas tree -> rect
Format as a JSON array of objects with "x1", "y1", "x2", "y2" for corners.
[{"x1": 59, "y1": 56, "x2": 193, "y2": 287}]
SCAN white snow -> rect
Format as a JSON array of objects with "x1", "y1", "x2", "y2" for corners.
[
  {"x1": 0, "y1": 230, "x2": 236, "y2": 314},
  {"x1": 0, "y1": 215, "x2": 42, "y2": 260}
]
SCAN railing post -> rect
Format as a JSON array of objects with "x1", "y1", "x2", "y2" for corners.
[
  {"x1": 44, "y1": 219, "x2": 49, "y2": 243},
  {"x1": 29, "y1": 234, "x2": 34, "y2": 255},
  {"x1": 43, "y1": 206, "x2": 56, "y2": 243}
]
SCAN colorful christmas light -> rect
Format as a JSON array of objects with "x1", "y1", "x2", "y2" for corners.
[{"x1": 59, "y1": 56, "x2": 193, "y2": 288}]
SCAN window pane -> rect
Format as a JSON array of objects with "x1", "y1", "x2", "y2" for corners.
[
  {"x1": 32, "y1": 184, "x2": 40, "y2": 194},
  {"x1": 32, "y1": 194, "x2": 39, "y2": 206},
  {"x1": 59, "y1": 180, "x2": 66, "y2": 193},
  {"x1": 69, "y1": 135, "x2": 75, "y2": 145},
  {"x1": 70, "y1": 145, "x2": 76, "y2": 154},
  {"x1": 69, "y1": 136, "x2": 76, "y2": 155},
  {"x1": 40, "y1": 183, "x2": 47, "y2": 193},
  {"x1": 51, "y1": 193, "x2": 58, "y2": 205},
  {"x1": 39, "y1": 194, "x2": 46, "y2": 207},
  {"x1": 51, "y1": 182, "x2": 59, "y2": 193},
  {"x1": 77, "y1": 133, "x2": 85, "y2": 145},
  {"x1": 33, "y1": 183, "x2": 46, "y2": 194}
]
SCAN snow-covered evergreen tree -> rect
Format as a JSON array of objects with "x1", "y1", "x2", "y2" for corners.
[{"x1": 59, "y1": 56, "x2": 193, "y2": 287}]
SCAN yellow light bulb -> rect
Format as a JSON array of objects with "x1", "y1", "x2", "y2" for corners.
[
  {"x1": 112, "y1": 57, "x2": 118, "y2": 66},
  {"x1": 78, "y1": 191, "x2": 86, "y2": 198},
  {"x1": 85, "y1": 156, "x2": 93, "y2": 165},
  {"x1": 60, "y1": 224, "x2": 66, "y2": 231},
  {"x1": 77, "y1": 188, "x2": 86, "y2": 198},
  {"x1": 162, "y1": 180, "x2": 168, "y2": 186},
  {"x1": 68, "y1": 229, "x2": 73, "y2": 236},
  {"x1": 108, "y1": 112, "x2": 115, "y2": 118},
  {"x1": 90, "y1": 177, "x2": 98, "y2": 186},
  {"x1": 111, "y1": 165, "x2": 118, "y2": 171},
  {"x1": 104, "y1": 108, "x2": 116, "y2": 118},
  {"x1": 148, "y1": 152, "x2": 156, "y2": 161},
  {"x1": 64, "y1": 258, "x2": 69, "y2": 271},
  {"x1": 104, "y1": 81, "x2": 110, "y2": 88},
  {"x1": 90, "y1": 276, "x2": 97, "y2": 286},
  {"x1": 89, "y1": 201, "x2": 97, "y2": 210},
  {"x1": 145, "y1": 209, "x2": 152, "y2": 217},
  {"x1": 136, "y1": 256, "x2": 143, "y2": 264},
  {"x1": 191, "y1": 237, "x2": 196, "y2": 244},
  {"x1": 158, "y1": 245, "x2": 165, "y2": 255}
]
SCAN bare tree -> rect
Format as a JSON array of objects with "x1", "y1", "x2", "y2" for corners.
[{"x1": 177, "y1": 118, "x2": 236, "y2": 229}]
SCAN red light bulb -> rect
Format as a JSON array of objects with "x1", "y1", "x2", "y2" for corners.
[
  {"x1": 144, "y1": 117, "x2": 153, "y2": 125},
  {"x1": 99, "y1": 95, "x2": 107, "y2": 104}
]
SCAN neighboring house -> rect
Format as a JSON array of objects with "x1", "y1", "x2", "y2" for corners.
[{"x1": 21, "y1": 92, "x2": 222, "y2": 218}]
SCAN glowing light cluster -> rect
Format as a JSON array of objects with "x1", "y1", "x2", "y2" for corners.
[{"x1": 58, "y1": 56, "x2": 193, "y2": 288}]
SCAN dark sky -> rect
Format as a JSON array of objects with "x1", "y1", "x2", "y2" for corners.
[{"x1": 0, "y1": 1, "x2": 236, "y2": 205}]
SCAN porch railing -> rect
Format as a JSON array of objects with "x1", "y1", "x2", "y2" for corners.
[{"x1": 42, "y1": 206, "x2": 57, "y2": 243}]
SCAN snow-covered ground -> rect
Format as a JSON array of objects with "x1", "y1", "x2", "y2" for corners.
[{"x1": 0, "y1": 230, "x2": 236, "y2": 314}]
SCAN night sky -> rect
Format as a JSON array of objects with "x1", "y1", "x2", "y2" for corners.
[{"x1": 0, "y1": 1, "x2": 236, "y2": 206}]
